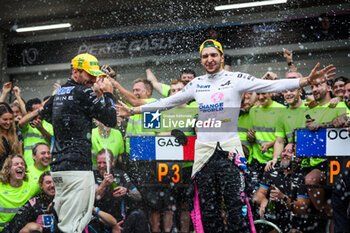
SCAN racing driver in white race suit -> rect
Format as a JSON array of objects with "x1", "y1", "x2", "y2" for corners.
[{"x1": 117, "y1": 39, "x2": 336, "y2": 232}]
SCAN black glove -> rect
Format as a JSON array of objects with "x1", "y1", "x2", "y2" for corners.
[
  {"x1": 224, "y1": 54, "x2": 232, "y2": 66},
  {"x1": 171, "y1": 129, "x2": 188, "y2": 146}
]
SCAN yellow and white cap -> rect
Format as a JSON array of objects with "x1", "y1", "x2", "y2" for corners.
[
  {"x1": 199, "y1": 39, "x2": 224, "y2": 55},
  {"x1": 71, "y1": 53, "x2": 106, "y2": 77}
]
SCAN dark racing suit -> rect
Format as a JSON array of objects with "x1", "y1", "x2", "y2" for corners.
[
  {"x1": 2, "y1": 194, "x2": 55, "y2": 233},
  {"x1": 40, "y1": 78, "x2": 117, "y2": 171},
  {"x1": 193, "y1": 145, "x2": 249, "y2": 233}
]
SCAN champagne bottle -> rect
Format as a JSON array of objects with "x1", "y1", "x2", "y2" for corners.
[{"x1": 110, "y1": 181, "x2": 118, "y2": 193}]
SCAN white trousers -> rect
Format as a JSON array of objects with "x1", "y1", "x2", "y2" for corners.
[{"x1": 51, "y1": 171, "x2": 95, "y2": 233}]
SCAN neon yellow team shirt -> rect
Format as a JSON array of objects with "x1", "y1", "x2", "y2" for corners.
[
  {"x1": 27, "y1": 164, "x2": 50, "y2": 196},
  {"x1": 249, "y1": 101, "x2": 285, "y2": 164},
  {"x1": 275, "y1": 102, "x2": 308, "y2": 142},
  {"x1": 91, "y1": 127, "x2": 124, "y2": 167},
  {"x1": 0, "y1": 180, "x2": 37, "y2": 230},
  {"x1": 161, "y1": 84, "x2": 171, "y2": 97},
  {"x1": 21, "y1": 121, "x2": 53, "y2": 167},
  {"x1": 238, "y1": 112, "x2": 253, "y2": 160}
]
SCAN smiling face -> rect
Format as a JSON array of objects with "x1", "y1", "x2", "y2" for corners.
[
  {"x1": 170, "y1": 82, "x2": 185, "y2": 96},
  {"x1": 281, "y1": 143, "x2": 293, "y2": 169},
  {"x1": 9, "y1": 156, "x2": 26, "y2": 183},
  {"x1": 72, "y1": 69, "x2": 97, "y2": 88},
  {"x1": 97, "y1": 152, "x2": 113, "y2": 176},
  {"x1": 180, "y1": 73, "x2": 195, "y2": 84},
  {"x1": 283, "y1": 89, "x2": 300, "y2": 106},
  {"x1": 257, "y1": 93, "x2": 272, "y2": 107},
  {"x1": 33, "y1": 144, "x2": 51, "y2": 169},
  {"x1": 344, "y1": 82, "x2": 350, "y2": 108},
  {"x1": 0, "y1": 112, "x2": 13, "y2": 131},
  {"x1": 133, "y1": 82, "x2": 149, "y2": 99},
  {"x1": 332, "y1": 80, "x2": 345, "y2": 98},
  {"x1": 40, "y1": 175, "x2": 55, "y2": 197},
  {"x1": 312, "y1": 83, "x2": 330, "y2": 102},
  {"x1": 11, "y1": 106, "x2": 22, "y2": 123},
  {"x1": 200, "y1": 47, "x2": 224, "y2": 74}
]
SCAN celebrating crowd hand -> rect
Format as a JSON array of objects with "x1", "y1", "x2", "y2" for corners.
[
  {"x1": 30, "y1": 119, "x2": 43, "y2": 129},
  {"x1": 265, "y1": 159, "x2": 277, "y2": 172},
  {"x1": 112, "y1": 220, "x2": 124, "y2": 233},
  {"x1": 101, "y1": 65, "x2": 116, "y2": 79},
  {"x1": 283, "y1": 48, "x2": 293, "y2": 62},
  {"x1": 329, "y1": 96, "x2": 341, "y2": 108},
  {"x1": 332, "y1": 114, "x2": 348, "y2": 128},
  {"x1": 103, "y1": 173, "x2": 114, "y2": 186},
  {"x1": 93, "y1": 82, "x2": 103, "y2": 99},
  {"x1": 112, "y1": 186, "x2": 128, "y2": 198},
  {"x1": 97, "y1": 77, "x2": 114, "y2": 93},
  {"x1": 2, "y1": 82, "x2": 12, "y2": 94},
  {"x1": 307, "y1": 63, "x2": 336, "y2": 85},
  {"x1": 260, "y1": 142, "x2": 271, "y2": 153},
  {"x1": 13, "y1": 86, "x2": 21, "y2": 96},
  {"x1": 269, "y1": 185, "x2": 283, "y2": 201},
  {"x1": 259, "y1": 199, "x2": 268, "y2": 217},
  {"x1": 305, "y1": 118, "x2": 321, "y2": 132},
  {"x1": 116, "y1": 100, "x2": 131, "y2": 117},
  {"x1": 52, "y1": 83, "x2": 61, "y2": 95},
  {"x1": 247, "y1": 128, "x2": 256, "y2": 142}
]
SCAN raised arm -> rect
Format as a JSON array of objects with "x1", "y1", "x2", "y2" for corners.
[
  {"x1": 0, "y1": 82, "x2": 12, "y2": 102},
  {"x1": 146, "y1": 68, "x2": 164, "y2": 95},
  {"x1": 13, "y1": 86, "x2": 27, "y2": 116},
  {"x1": 117, "y1": 79, "x2": 195, "y2": 117},
  {"x1": 283, "y1": 48, "x2": 297, "y2": 71},
  {"x1": 111, "y1": 79, "x2": 147, "y2": 106}
]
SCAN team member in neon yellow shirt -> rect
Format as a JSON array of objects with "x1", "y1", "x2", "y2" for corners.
[
  {"x1": 248, "y1": 92, "x2": 285, "y2": 178},
  {"x1": 18, "y1": 99, "x2": 53, "y2": 167},
  {"x1": 238, "y1": 92, "x2": 256, "y2": 160},
  {"x1": 0, "y1": 155, "x2": 36, "y2": 231},
  {"x1": 91, "y1": 120, "x2": 124, "y2": 169},
  {"x1": 266, "y1": 71, "x2": 308, "y2": 171},
  {"x1": 304, "y1": 82, "x2": 349, "y2": 215},
  {"x1": 27, "y1": 143, "x2": 51, "y2": 196}
]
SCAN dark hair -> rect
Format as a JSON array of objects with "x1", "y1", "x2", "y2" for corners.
[
  {"x1": 180, "y1": 69, "x2": 196, "y2": 78},
  {"x1": 332, "y1": 76, "x2": 348, "y2": 87},
  {"x1": 0, "y1": 102, "x2": 13, "y2": 116},
  {"x1": 39, "y1": 171, "x2": 51, "y2": 186},
  {"x1": 25, "y1": 98, "x2": 41, "y2": 112},
  {"x1": 32, "y1": 143, "x2": 49, "y2": 156},
  {"x1": 133, "y1": 78, "x2": 153, "y2": 94},
  {"x1": 0, "y1": 103, "x2": 19, "y2": 158},
  {"x1": 345, "y1": 78, "x2": 350, "y2": 85}
]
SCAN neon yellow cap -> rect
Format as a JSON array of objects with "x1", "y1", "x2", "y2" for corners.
[
  {"x1": 199, "y1": 39, "x2": 224, "y2": 55},
  {"x1": 71, "y1": 53, "x2": 106, "y2": 77}
]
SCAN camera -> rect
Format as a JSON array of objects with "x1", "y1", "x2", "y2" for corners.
[{"x1": 100, "y1": 66, "x2": 110, "y2": 74}]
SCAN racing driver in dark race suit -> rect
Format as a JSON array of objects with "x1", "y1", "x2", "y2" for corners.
[{"x1": 22, "y1": 53, "x2": 117, "y2": 233}]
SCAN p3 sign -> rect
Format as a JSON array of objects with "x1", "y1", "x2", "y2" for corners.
[
  {"x1": 157, "y1": 162, "x2": 182, "y2": 183},
  {"x1": 328, "y1": 157, "x2": 350, "y2": 185}
]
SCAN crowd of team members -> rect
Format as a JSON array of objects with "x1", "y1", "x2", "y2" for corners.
[{"x1": 0, "y1": 48, "x2": 349, "y2": 233}]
